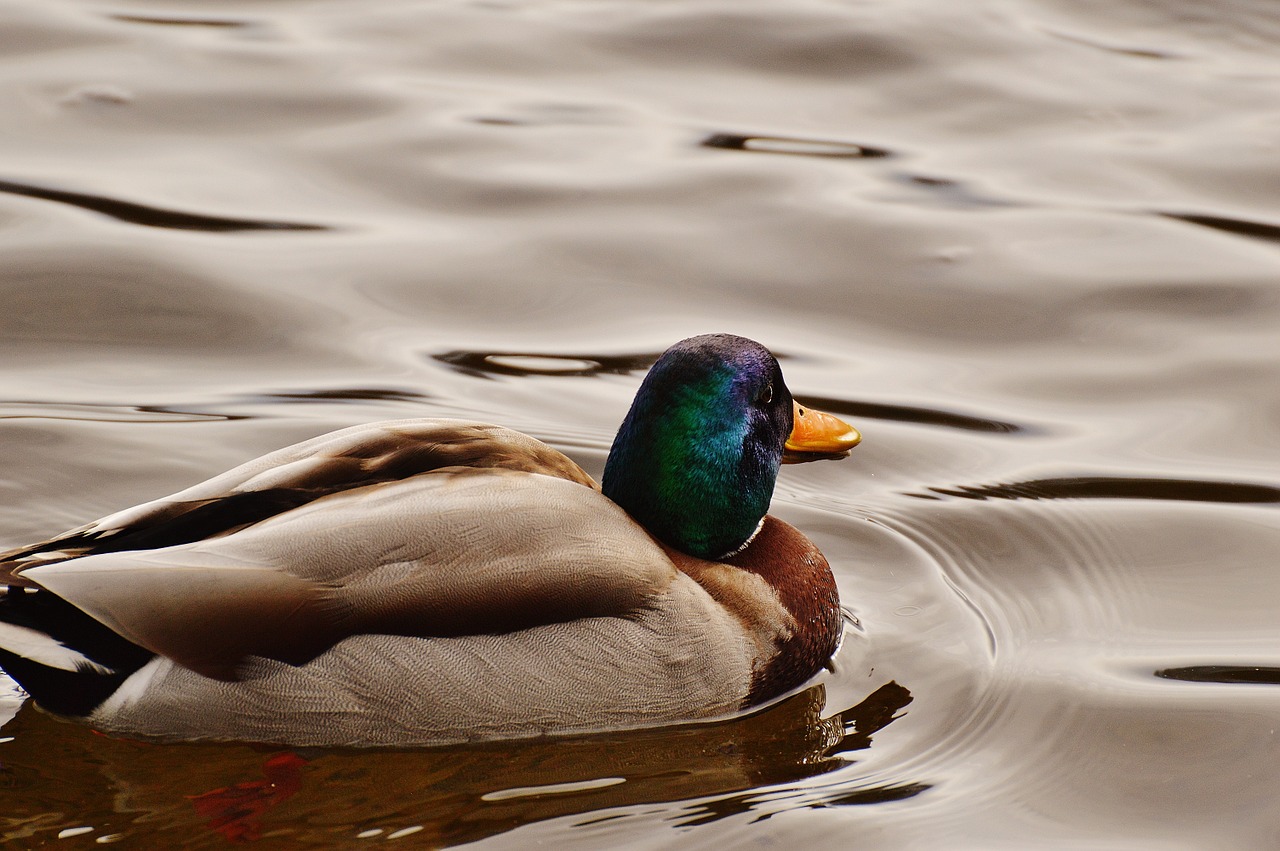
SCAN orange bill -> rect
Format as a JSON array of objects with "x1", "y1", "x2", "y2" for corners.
[{"x1": 783, "y1": 400, "x2": 861, "y2": 463}]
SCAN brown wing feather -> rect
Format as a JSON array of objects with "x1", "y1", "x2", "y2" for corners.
[{"x1": 2, "y1": 419, "x2": 596, "y2": 586}]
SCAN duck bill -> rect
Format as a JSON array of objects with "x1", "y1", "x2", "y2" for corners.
[{"x1": 783, "y1": 400, "x2": 861, "y2": 464}]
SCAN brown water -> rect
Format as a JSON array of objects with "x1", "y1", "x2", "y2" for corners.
[{"x1": 2, "y1": 0, "x2": 1279, "y2": 847}]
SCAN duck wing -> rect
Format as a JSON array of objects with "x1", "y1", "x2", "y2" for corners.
[
  {"x1": 19, "y1": 468, "x2": 676, "y2": 682},
  {"x1": 1, "y1": 418, "x2": 596, "y2": 583}
]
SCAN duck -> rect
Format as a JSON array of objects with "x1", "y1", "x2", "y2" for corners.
[{"x1": 0, "y1": 334, "x2": 860, "y2": 747}]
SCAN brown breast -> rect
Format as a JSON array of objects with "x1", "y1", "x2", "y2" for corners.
[
  {"x1": 664, "y1": 515, "x2": 842, "y2": 708},
  {"x1": 728, "y1": 516, "x2": 842, "y2": 705}
]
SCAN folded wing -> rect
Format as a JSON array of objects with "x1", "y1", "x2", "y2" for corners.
[
  {"x1": 1, "y1": 418, "x2": 597, "y2": 581},
  {"x1": 22, "y1": 470, "x2": 675, "y2": 681}
]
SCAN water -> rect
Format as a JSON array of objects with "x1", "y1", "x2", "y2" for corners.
[{"x1": 2, "y1": 0, "x2": 1279, "y2": 846}]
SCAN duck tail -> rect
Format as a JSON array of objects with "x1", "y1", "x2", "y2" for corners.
[{"x1": 0, "y1": 587, "x2": 152, "y2": 717}]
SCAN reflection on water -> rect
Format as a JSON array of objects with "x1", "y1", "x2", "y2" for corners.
[
  {"x1": 1157, "y1": 212, "x2": 1280, "y2": 247},
  {"x1": 2, "y1": 0, "x2": 1280, "y2": 846},
  {"x1": 1155, "y1": 666, "x2": 1280, "y2": 685},
  {"x1": 0, "y1": 401, "x2": 238, "y2": 424},
  {"x1": 0, "y1": 179, "x2": 328, "y2": 233},
  {"x1": 699, "y1": 133, "x2": 892, "y2": 159},
  {"x1": 0, "y1": 683, "x2": 914, "y2": 846},
  {"x1": 433, "y1": 349, "x2": 660, "y2": 379},
  {"x1": 108, "y1": 14, "x2": 252, "y2": 29},
  {"x1": 910, "y1": 475, "x2": 1280, "y2": 504},
  {"x1": 795, "y1": 393, "x2": 1027, "y2": 435}
]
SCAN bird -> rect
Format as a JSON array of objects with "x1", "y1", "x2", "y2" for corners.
[{"x1": 0, "y1": 333, "x2": 860, "y2": 747}]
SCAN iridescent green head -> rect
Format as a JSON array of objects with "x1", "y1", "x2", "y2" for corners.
[{"x1": 602, "y1": 334, "x2": 796, "y2": 559}]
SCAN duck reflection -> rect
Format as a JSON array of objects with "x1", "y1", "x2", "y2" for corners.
[{"x1": 0, "y1": 681, "x2": 915, "y2": 846}]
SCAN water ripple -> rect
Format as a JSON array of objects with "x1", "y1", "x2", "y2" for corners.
[
  {"x1": 669, "y1": 682, "x2": 921, "y2": 827},
  {"x1": 0, "y1": 179, "x2": 328, "y2": 233},
  {"x1": 0, "y1": 401, "x2": 241, "y2": 424},
  {"x1": 1155, "y1": 665, "x2": 1280, "y2": 685},
  {"x1": 700, "y1": 133, "x2": 891, "y2": 159},
  {"x1": 1159, "y1": 212, "x2": 1280, "y2": 246},
  {"x1": 262, "y1": 388, "x2": 428, "y2": 405},
  {"x1": 793, "y1": 394, "x2": 1026, "y2": 435},
  {"x1": 889, "y1": 173, "x2": 1019, "y2": 209},
  {"x1": 908, "y1": 475, "x2": 1280, "y2": 504},
  {"x1": 432, "y1": 349, "x2": 660, "y2": 379},
  {"x1": 1041, "y1": 28, "x2": 1186, "y2": 60},
  {"x1": 0, "y1": 389, "x2": 430, "y2": 425},
  {"x1": 109, "y1": 14, "x2": 251, "y2": 28}
]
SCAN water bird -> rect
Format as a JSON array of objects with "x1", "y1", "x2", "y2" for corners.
[{"x1": 0, "y1": 334, "x2": 859, "y2": 746}]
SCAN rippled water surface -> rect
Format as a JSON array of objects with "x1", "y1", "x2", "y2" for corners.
[{"x1": 3, "y1": 0, "x2": 1280, "y2": 847}]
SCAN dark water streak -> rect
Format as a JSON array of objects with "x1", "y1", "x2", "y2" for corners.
[
  {"x1": 911, "y1": 476, "x2": 1280, "y2": 504},
  {"x1": 109, "y1": 14, "x2": 250, "y2": 28},
  {"x1": 796, "y1": 394, "x2": 1026, "y2": 435},
  {"x1": 701, "y1": 133, "x2": 892, "y2": 159},
  {"x1": 0, "y1": 400, "x2": 242, "y2": 424},
  {"x1": 0, "y1": 179, "x2": 328, "y2": 233},
  {"x1": 433, "y1": 349, "x2": 660, "y2": 379},
  {"x1": 1158, "y1": 212, "x2": 1280, "y2": 246},
  {"x1": 1155, "y1": 666, "x2": 1280, "y2": 685}
]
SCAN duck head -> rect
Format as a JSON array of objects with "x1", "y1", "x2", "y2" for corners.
[{"x1": 602, "y1": 334, "x2": 859, "y2": 559}]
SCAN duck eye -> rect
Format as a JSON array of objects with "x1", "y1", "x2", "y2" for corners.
[{"x1": 757, "y1": 383, "x2": 773, "y2": 405}]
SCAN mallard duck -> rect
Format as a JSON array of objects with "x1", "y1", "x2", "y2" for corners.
[{"x1": 0, "y1": 334, "x2": 859, "y2": 747}]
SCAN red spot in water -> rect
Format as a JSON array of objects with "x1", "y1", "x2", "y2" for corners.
[{"x1": 187, "y1": 752, "x2": 308, "y2": 842}]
